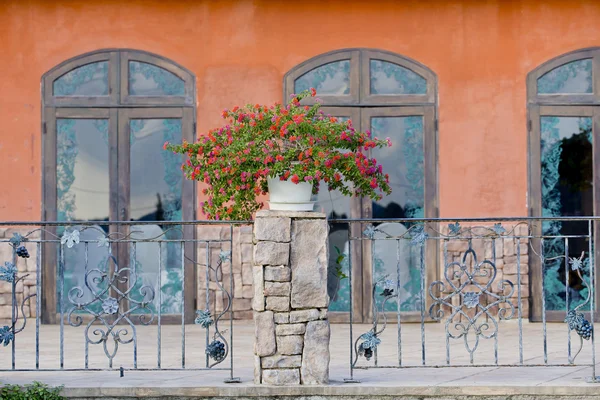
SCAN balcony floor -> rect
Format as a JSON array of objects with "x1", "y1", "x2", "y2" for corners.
[{"x1": 1, "y1": 321, "x2": 600, "y2": 397}]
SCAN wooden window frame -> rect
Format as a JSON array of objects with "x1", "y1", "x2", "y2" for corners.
[
  {"x1": 41, "y1": 49, "x2": 196, "y2": 324},
  {"x1": 527, "y1": 47, "x2": 600, "y2": 322},
  {"x1": 285, "y1": 49, "x2": 438, "y2": 323}
]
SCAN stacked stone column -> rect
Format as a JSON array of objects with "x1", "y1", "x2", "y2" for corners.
[{"x1": 252, "y1": 210, "x2": 330, "y2": 385}]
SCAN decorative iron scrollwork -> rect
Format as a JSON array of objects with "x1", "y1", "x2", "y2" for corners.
[
  {"x1": 0, "y1": 234, "x2": 37, "y2": 348},
  {"x1": 66, "y1": 254, "x2": 156, "y2": 368},
  {"x1": 353, "y1": 276, "x2": 396, "y2": 365},
  {"x1": 193, "y1": 250, "x2": 232, "y2": 368},
  {"x1": 429, "y1": 242, "x2": 515, "y2": 363},
  {"x1": 565, "y1": 252, "x2": 594, "y2": 363}
]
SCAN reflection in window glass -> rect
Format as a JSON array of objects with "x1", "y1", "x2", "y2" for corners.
[
  {"x1": 53, "y1": 62, "x2": 109, "y2": 96},
  {"x1": 130, "y1": 118, "x2": 184, "y2": 314},
  {"x1": 371, "y1": 116, "x2": 424, "y2": 312},
  {"x1": 317, "y1": 115, "x2": 352, "y2": 312},
  {"x1": 56, "y1": 118, "x2": 110, "y2": 312},
  {"x1": 370, "y1": 60, "x2": 427, "y2": 95},
  {"x1": 294, "y1": 60, "x2": 350, "y2": 95},
  {"x1": 129, "y1": 61, "x2": 185, "y2": 96},
  {"x1": 537, "y1": 59, "x2": 592, "y2": 94},
  {"x1": 541, "y1": 116, "x2": 593, "y2": 311}
]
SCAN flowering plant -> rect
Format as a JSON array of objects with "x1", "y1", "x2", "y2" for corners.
[{"x1": 165, "y1": 89, "x2": 392, "y2": 220}]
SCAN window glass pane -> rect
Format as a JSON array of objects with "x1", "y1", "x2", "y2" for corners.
[
  {"x1": 130, "y1": 118, "x2": 184, "y2": 314},
  {"x1": 541, "y1": 116, "x2": 593, "y2": 311},
  {"x1": 370, "y1": 60, "x2": 427, "y2": 95},
  {"x1": 129, "y1": 61, "x2": 185, "y2": 96},
  {"x1": 371, "y1": 116, "x2": 424, "y2": 312},
  {"x1": 537, "y1": 59, "x2": 592, "y2": 94},
  {"x1": 56, "y1": 118, "x2": 110, "y2": 312},
  {"x1": 316, "y1": 115, "x2": 352, "y2": 312},
  {"x1": 53, "y1": 62, "x2": 109, "y2": 96},
  {"x1": 294, "y1": 60, "x2": 350, "y2": 95}
]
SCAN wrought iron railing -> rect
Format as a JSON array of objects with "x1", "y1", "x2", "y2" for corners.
[
  {"x1": 328, "y1": 217, "x2": 599, "y2": 383},
  {"x1": 0, "y1": 220, "x2": 249, "y2": 382}
]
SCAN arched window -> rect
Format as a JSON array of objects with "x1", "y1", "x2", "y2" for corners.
[
  {"x1": 527, "y1": 48, "x2": 599, "y2": 322},
  {"x1": 41, "y1": 49, "x2": 196, "y2": 323},
  {"x1": 285, "y1": 49, "x2": 438, "y2": 322}
]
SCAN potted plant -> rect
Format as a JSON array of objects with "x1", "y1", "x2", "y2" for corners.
[{"x1": 164, "y1": 88, "x2": 392, "y2": 220}]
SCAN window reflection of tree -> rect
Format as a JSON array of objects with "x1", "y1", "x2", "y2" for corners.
[{"x1": 555, "y1": 126, "x2": 593, "y2": 306}]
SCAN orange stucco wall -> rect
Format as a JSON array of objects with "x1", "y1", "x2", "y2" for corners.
[{"x1": 0, "y1": 0, "x2": 598, "y2": 221}]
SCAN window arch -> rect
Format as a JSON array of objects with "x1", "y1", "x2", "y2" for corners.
[
  {"x1": 284, "y1": 48, "x2": 437, "y2": 106},
  {"x1": 527, "y1": 47, "x2": 600, "y2": 322},
  {"x1": 41, "y1": 49, "x2": 196, "y2": 323},
  {"x1": 285, "y1": 49, "x2": 438, "y2": 322}
]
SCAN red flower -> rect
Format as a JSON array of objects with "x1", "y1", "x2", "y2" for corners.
[
  {"x1": 163, "y1": 141, "x2": 169, "y2": 150},
  {"x1": 291, "y1": 174, "x2": 299, "y2": 184},
  {"x1": 276, "y1": 154, "x2": 284, "y2": 162},
  {"x1": 310, "y1": 88, "x2": 317, "y2": 97}
]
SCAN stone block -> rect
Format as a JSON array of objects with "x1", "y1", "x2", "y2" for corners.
[
  {"x1": 254, "y1": 242, "x2": 289, "y2": 266},
  {"x1": 241, "y1": 243, "x2": 253, "y2": 264},
  {"x1": 254, "y1": 355, "x2": 262, "y2": 384},
  {"x1": 266, "y1": 296, "x2": 290, "y2": 312},
  {"x1": 504, "y1": 255, "x2": 528, "y2": 265},
  {"x1": 519, "y1": 242, "x2": 528, "y2": 255},
  {"x1": 290, "y1": 219, "x2": 329, "y2": 308},
  {"x1": 261, "y1": 354, "x2": 302, "y2": 368},
  {"x1": 264, "y1": 282, "x2": 291, "y2": 297},
  {"x1": 273, "y1": 312, "x2": 289, "y2": 324},
  {"x1": 504, "y1": 238, "x2": 515, "y2": 256},
  {"x1": 276, "y1": 335, "x2": 304, "y2": 355},
  {"x1": 242, "y1": 285, "x2": 253, "y2": 299},
  {"x1": 276, "y1": 323, "x2": 306, "y2": 336},
  {"x1": 252, "y1": 266, "x2": 264, "y2": 312},
  {"x1": 504, "y1": 263, "x2": 529, "y2": 275},
  {"x1": 215, "y1": 291, "x2": 224, "y2": 313},
  {"x1": 484, "y1": 241, "x2": 493, "y2": 259},
  {"x1": 242, "y1": 262, "x2": 253, "y2": 284},
  {"x1": 0, "y1": 294, "x2": 11, "y2": 306},
  {"x1": 446, "y1": 240, "x2": 469, "y2": 252},
  {"x1": 504, "y1": 273, "x2": 529, "y2": 285},
  {"x1": 255, "y1": 217, "x2": 291, "y2": 243},
  {"x1": 233, "y1": 298, "x2": 252, "y2": 311},
  {"x1": 0, "y1": 306, "x2": 11, "y2": 319},
  {"x1": 318, "y1": 308, "x2": 328, "y2": 320},
  {"x1": 511, "y1": 284, "x2": 529, "y2": 298},
  {"x1": 233, "y1": 273, "x2": 243, "y2": 298},
  {"x1": 264, "y1": 266, "x2": 291, "y2": 282},
  {"x1": 234, "y1": 310, "x2": 254, "y2": 320},
  {"x1": 301, "y1": 320, "x2": 330, "y2": 384},
  {"x1": 289, "y1": 309, "x2": 320, "y2": 323},
  {"x1": 262, "y1": 368, "x2": 300, "y2": 385},
  {"x1": 254, "y1": 311, "x2": 276, "y2": 357},
  {"x1": 495, "y1": 239, "x2": 504, "y2": 258}
]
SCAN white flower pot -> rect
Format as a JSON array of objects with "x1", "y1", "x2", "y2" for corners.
[{"x1": 267, "y1": 177, "x2": 315, "y2": 211}]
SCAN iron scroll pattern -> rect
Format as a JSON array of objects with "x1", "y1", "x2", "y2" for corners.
[
  {"x1": 0, "y1": 234, "x2": 36, "y2": 347},
  {"x1": 354, "y1": 224, "x2": 430, "y2": 365},
  {"x1": 65, "y1": 251, "x2": 156, "y2": 369},
  {"x1": 428, "y1": 242, "x2": 515, "y2": 363},
  {"x1": 194, "y1": 250, "x2": 232, "y2": 368},
  {"x1": 0, "y1": 226, "x2": 234, "y2": 371},
  {"x1": 354, "y1": 223, "x2": 519, "y2": 365},
  {"x1": 564, "y1": 252, "x2": 594, "y2": 363}
]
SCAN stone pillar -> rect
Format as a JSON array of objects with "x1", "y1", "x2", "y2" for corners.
[{"x1": 252, "y1": 210, "x2": 330, "y2": 385}]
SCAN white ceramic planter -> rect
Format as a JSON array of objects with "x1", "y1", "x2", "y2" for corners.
[{"x1": 267, "y1": 177, "x2": 315, "y2": 211}]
